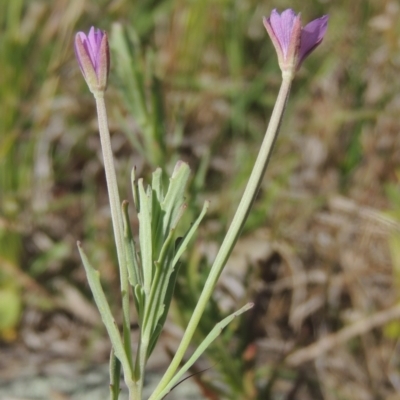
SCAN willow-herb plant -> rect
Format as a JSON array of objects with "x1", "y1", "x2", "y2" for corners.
[{"x1": 74, "y1": 9, "x2": 328, "y2": 400}]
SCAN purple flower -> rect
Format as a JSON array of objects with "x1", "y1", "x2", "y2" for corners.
[
  {"x1": 263, "y1": 9, "x2": 328, "y2": 73},
  {"x1": 74, "y1": 27, "x2": 110, "y2": 94}
]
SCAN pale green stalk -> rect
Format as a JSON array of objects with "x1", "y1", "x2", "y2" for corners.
[
  {"x1": 93, "y1": 92, "x2": 136, "y2": 397},
  {"x1": 149, "y1": 72, "x2": 294, "y2": 400},
  {"x1": 94, "y1": 93, "x2": 125, "y2": 276}
]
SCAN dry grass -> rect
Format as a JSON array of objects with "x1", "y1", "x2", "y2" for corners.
[{"x1": 1, "y1": 0, "x2": 400, "y2": 399}]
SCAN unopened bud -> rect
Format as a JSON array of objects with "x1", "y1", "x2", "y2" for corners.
[{"x1": 74, "y1": 27, "x2": 110, "y2": 95}]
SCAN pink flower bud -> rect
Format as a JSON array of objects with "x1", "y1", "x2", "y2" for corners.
[
  {"x1": 74, "y1": 27, "x2": 110, "y2": 94},
  {"x1": 263, "y1": 9, "x2": 328, "y2": 75}
]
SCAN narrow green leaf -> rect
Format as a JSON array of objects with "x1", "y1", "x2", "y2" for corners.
[
  {"x1": 147, "y1": 261, "x2": 182, "y2": 358},
  {"x1": 77, "y1": 242, "x2": 132, "y2": 379},
  {"x1": 151, "y1": 187, "x2": 164, "y2": 259},
  {"x1": 145, "y1": 228, "x2": 176, "y2": 334},
  {"x1": 122, "y1": 201, "x2": 142, "y2": 288},
  {"x1": 161, "y1": 162, "x2": 190, "y2": 234},
  {"x1": 131, "y1": 167, "x2": 140, "y2": 213},
  {"x1": 154, "y1": 303, "x2": 254, "y2": 400},
  {"x1": 138, "y1": 179, "x2": 153, "y2": 294},
  {"x1": 140, "y1": 230, "x2": 176, "y2": 360},
  {"x1": 147, "y1": 323, "x2": 162, "y2": 359}
]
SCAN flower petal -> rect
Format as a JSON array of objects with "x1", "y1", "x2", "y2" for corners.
[
  {"x1": 269, "y1": 8, "x2": 297, "y2": 57},
  {"x1": 298, "y1": 15, "x2": 329, "y2": 65},
  {"x1": 87, "y1": 27, "x2": 104, "y2": 71}
]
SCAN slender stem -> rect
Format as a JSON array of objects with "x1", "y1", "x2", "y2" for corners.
[
  {"x1": 94, "y1": 93, "x2": 125, "y2": 279},
  {"x1": 94, "y1": 93, "x2": 134, "y2": 386},
  {"x1": 149, "y1": 74, "x2": 293, "y2": 400}
]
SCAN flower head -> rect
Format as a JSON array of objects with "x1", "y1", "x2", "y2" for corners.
[
  {"x1": 263, "y1": 9, "x2": 328, "y2": 75},
  {"x1": 74, "y1": 27, "x2": 110, "y2": 94}
]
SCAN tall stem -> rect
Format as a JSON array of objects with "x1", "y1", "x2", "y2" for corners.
[
  {"x1": 94, "y1": 93, "x2": 125, "y2": 279},
  {"x1": 94, "y1": 93, "x2": 134, "y2": 388},
  {"x1": 149, "y1": 74, "x2": 293, "y2": 400}
]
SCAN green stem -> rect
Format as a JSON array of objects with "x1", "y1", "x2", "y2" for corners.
[
  {"x1": 149, "y1": 74, "x2": 293, "y2": 400},
  {"x1": 94, "y1": 93, "x2": 125, "y2": 284},
  {"x1": 127, "y1": 381, "x2": 141, "y2": 400},
  {"x1": 94, "y1": 93, "x2": 134, "y2": 387}
]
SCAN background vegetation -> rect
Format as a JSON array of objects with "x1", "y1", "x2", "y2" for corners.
[{"x1": 1, "y1": 0, "x2": 400, "y2": 399}]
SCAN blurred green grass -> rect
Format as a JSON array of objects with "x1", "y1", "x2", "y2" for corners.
[{"x1": 1, "y1": 0, "x2": 400, "y2": 398}]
